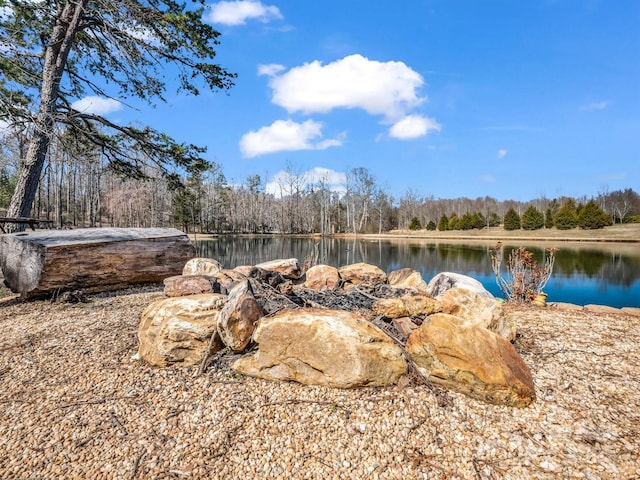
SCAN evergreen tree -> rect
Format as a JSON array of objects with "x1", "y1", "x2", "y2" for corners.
[
  {"x1": 544, "y1": 207, "x2": 554, "y2": 228},
  {"x1": 554, "y1": 199, "x2": 579, "y2": 230},
  {"x1": 408, "y1": 216, "x2": 422, "y2": 230},
  {"x1": 578, "y1": 200, "x2": 612, "y2": 229},
  {"x1": 460, "y1": 212, "x2": 473, "y2": 230},
  {"x1": 503, "y1": 208, "x2": 521, "y2": 230},
  {"x1": 437, "y1": 214, "x2": 449, "y2": 231},
  {"x1": 487, "y1": 212, "x2": 501, "y2": 227},
  {"x1": 448, "y1": 213, "x2": 460, "y2": 230},
  {"x1": 521, "y1": 205, "x2": 545, "y2": 230},
  {"x1": 472, "y1": 212, "x2": 485, "y2": 229},
  {"x1": 426, "y1": 220, "x2": 436, "y2": 231}
]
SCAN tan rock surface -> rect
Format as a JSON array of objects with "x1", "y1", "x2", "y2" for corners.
[
  {"x1": 255, "y1": 258, "x2": 302, "y2": 279},
  {"x1": 406, "y1": 313, "x2": 535, "y2": 407},
  {"x1": 182, "y1": 257, "x2": 223, "y2": 276},
  {"x1": 138, "y1": 293, "x2": 226, "y2": 367},
  {"x1": 0, "y1": 289, "x2": 638, "y2": 479},
  {"x1": 233, "y1": 308, "x2": 407, "y2": 388},
  {"x1": 303, "y1": 264, "x2": 340, "y2": 291},
  {"x1": 387, "y1": 268, "x2": 428, "y2": 291},
  {"x1": 338, "y1": 262, "x2": 387, "y2": 285},
  {"x1": 438, "y1": 287, "x2": 516, "y2": 341},
  {"x1": 372, "y1": 294, "x2": 441, "y2": 319}
]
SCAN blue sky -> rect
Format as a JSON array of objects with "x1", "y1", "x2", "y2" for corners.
[{"x1": 75, "y1": 0, "x2": 639, "y2": 201}]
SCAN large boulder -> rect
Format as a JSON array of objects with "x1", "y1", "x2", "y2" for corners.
[
  {"x1": 438, "y1": 287, "x2": 516, "y2": 341},
  {"x1": 217, "y1": 281, "x2": 263, "y2": 352},
  {"x1": 303, "y1": 264, "x2": 340, "y2": 291},
  {"x1": 406, "y1": 313, "x2": 535, "y2": 407},
  {"x1": 338, "y1": 262, "x2": 387, "y2": 285},
  {"x1": 255, "y1": 258, "x2": 302, "y2": 280},
  {"x1": 387, "y1": 268, "x2": 428, "y2": 292},
  {"x1": 138, "y1": 294, "x2": 227, "y2": 367},
  {"x1": 372, "y1": 294, "x2": 441, "y2": 319},
  {"x1": 232, "y1": 308, "x2": 407, "y2": 388},
  {"x1": 183, "y1": 258, "x2": 223, "y2": 276},
  {"x1": 426, "y1": 272, "x2": 494, "y2": 299}
]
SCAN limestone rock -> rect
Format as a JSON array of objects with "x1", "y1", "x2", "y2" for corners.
[
  {"x1": 338, "y1": 263, "x2": 387, "y2": 285},
  {"x1": 426, "y1": 272, "x2": 494, "y2": 299},
  {"x1": 388, "y1": 268, "x2": 427, "y2": 292},
  {"x1": 406, "y1": 313, "x2": 535, "y2": 407},
  {"x1": 255, "y1": 258, "x2": 302, "y2": 279},
  {"x1": 438, "y1": 288, "x2": 516, "y2": 341},
  {"x1": 373, "y1": 294, "x2": 441, "y2": 319},
  {"x1": 217, "y1": 281, "x2": 263, "y2": 352},
  {"x1": 232, "y1": 308, "x2": 407, "y2": 388},
  {"x1": 303, "y1": 265, "x2": 340, "y2": 291},
  {"x1": 138, "y1": 294, "x2": 227, "y2": 367},
  {"x1": 163, "y1": 275, "x2": 217, "y2": 297},
  {"x1": 183, "y1": 257, "x2": 223, "y2": 276}
]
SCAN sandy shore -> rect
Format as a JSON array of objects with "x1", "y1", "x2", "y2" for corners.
[{"x1": 1, "y1": 286, "x2": 639, "y2": 479}]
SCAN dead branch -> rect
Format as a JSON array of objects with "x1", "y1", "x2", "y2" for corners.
[{"x1": 130, "y1": 450, "x2": 147, "y2": 480}]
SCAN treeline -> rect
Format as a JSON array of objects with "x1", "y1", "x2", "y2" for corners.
[
  {"x1": 1, "y1": 133, "x2": 639, "y2": 233},
  {"x1": 428, "y1": 198, "x2": 617, "y2": 232}
]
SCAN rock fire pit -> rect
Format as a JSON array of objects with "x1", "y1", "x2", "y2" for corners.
[{"x1": 136, "y1": 258, "x2": 535, "y2": 408}]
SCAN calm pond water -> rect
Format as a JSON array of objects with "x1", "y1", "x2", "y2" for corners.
[{"x1": 194, "y1": 236, "x2": 640, "y2": 308}]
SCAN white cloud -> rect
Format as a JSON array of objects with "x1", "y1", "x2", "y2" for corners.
[
  {"x1": 580, "y1": 101, "x2": 608, "y2": 111},
  {"x1": 124, "y1": 24, "x2": 158, "y2": 43},
  {"x1": 258, "y1": 63, "x2": 286, "y2": 76},
  {"x1": 389, "y1": 115, "x2": 440, "y2": 140},
  {"x1": 497, "y1": 149, "x2": 507, "y2": 159},
  {"x1": 267, "y1": 54, "x2": 426, "y2": 121},
  {"x1": 265, "y1": 167, "x2": 347, "y2": 197},
  {"x1": 239, "y1": 119, "x2": 344, "y2": 158},
  {"x1": 71, "y1": 96, "x2": 122, "y2": 115},
  {"x1": 206, "y1": 1, "x2": 282, "y2": 26},
  {"x1": 305, "y1": 166, "x2": 348, "y2": 186}
]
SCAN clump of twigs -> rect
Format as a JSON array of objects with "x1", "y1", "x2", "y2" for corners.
[{"x1": 490, "y1": 242, "x2": 557, "y2": 303}]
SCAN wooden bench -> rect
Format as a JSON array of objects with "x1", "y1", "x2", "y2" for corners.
[{"x1": 0, "y1": 217, "x2": 54, "y2": 233}]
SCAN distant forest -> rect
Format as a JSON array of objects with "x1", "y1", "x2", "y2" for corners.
[{"x1": 1, "y1": 134, "x2": 638, "y2": 234}]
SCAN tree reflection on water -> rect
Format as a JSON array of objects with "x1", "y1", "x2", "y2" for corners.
[{"x1": 194, "y1": 236, "x2": 640, "y2": 308}]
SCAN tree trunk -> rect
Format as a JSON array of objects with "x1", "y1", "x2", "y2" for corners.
[
  {"x1": 5, "y1": 0, "x2": 88, "y2": 232},
  {"x1": 0, "y1": 227, "x2": 195, "y2": 298}
]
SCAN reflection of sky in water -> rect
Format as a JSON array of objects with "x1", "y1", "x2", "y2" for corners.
[{"x1": 196, "y1": 238, "x2": 640, "y2": 308}]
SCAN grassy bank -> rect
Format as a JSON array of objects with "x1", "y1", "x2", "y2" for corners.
[{"x1": 346, "y1": 223, "x2": 640, "y2": 243}]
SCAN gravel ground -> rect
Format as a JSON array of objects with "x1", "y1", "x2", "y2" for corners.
[{"x1": 1, "y1": 286, "x2": 639, "y2": 480}]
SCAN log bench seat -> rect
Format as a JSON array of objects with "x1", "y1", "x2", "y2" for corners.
[{"x1": 0, "y1": 227, "x2": 195, "y2": 298}]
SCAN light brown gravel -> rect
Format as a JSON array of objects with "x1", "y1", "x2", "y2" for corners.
[{"x1": 1, "y1": 287, "x2": 639, "y2": 480}]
